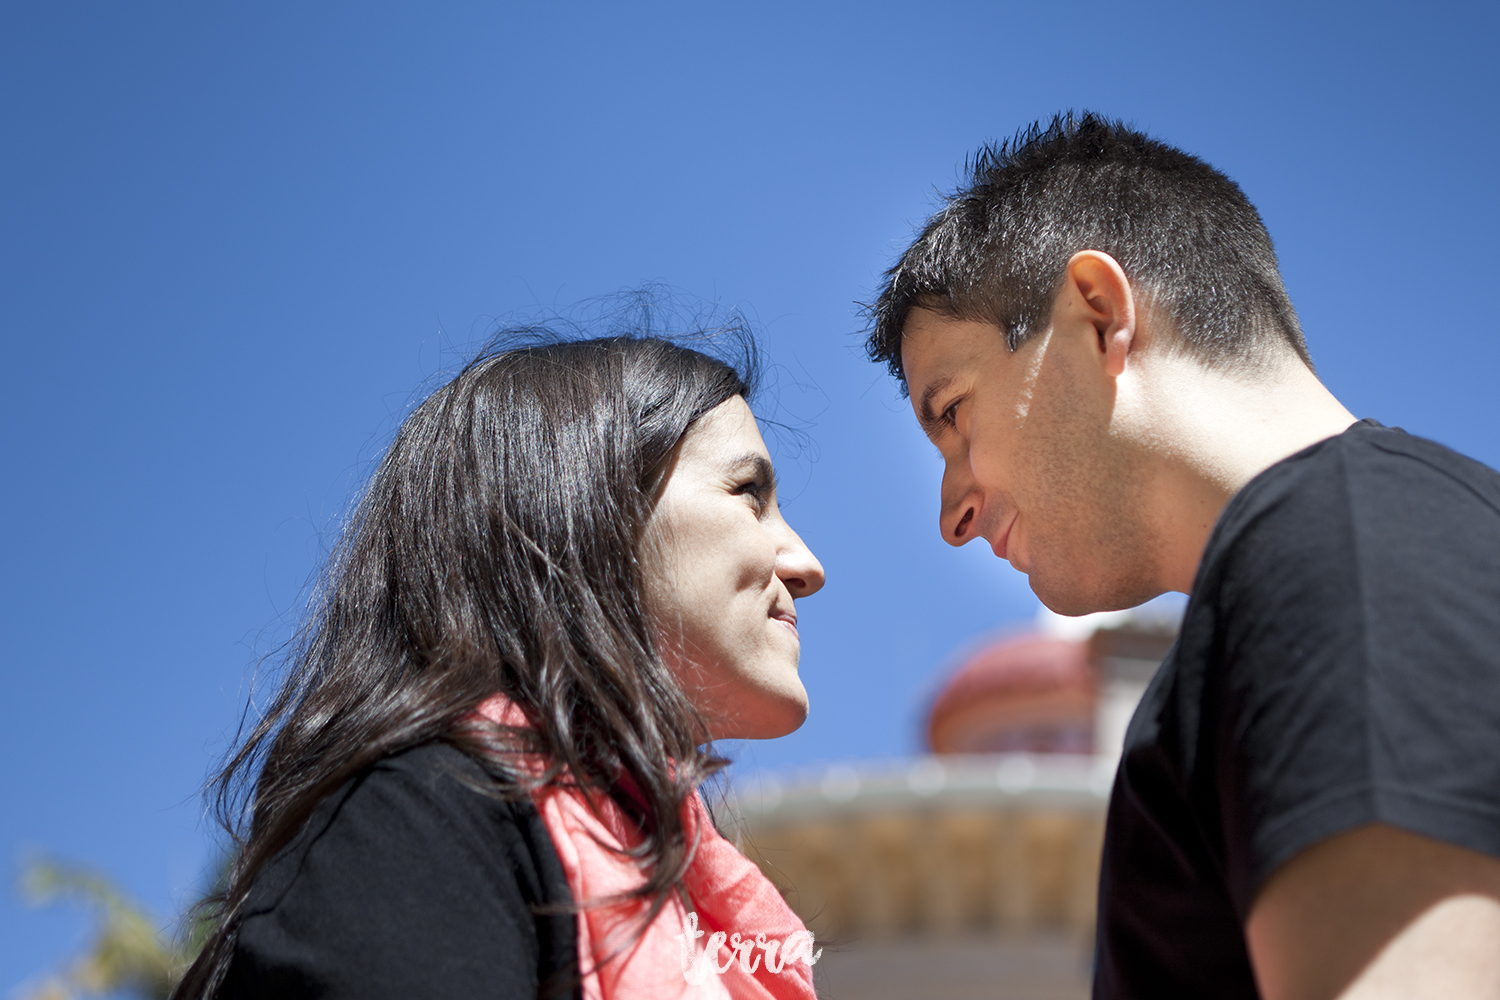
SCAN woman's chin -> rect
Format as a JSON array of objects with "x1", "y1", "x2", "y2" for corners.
[{"x1": 709, "y1": 689, "x2": 809, "y2": 741}]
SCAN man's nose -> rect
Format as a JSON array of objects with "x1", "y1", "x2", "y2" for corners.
[{"x1": 938, "y1": 466, "x2": 983, "y2": 548}]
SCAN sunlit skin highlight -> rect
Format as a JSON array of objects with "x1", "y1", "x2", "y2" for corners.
[{"x1": 644, "y1": 396, "x2": 825, "y2": 741}]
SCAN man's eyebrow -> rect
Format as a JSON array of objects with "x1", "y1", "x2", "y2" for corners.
[{"x1": 916, "y1": 373, "x2": 959, "y2": 437}]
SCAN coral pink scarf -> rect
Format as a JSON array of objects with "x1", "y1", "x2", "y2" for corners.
[{"x1": 476, "y1": 696, "x2": 819, "y2": 1000}]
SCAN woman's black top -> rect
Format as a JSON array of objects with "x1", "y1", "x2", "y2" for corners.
[{"x1": 218, "y1": 742, "x2": 580, "y2": 999}]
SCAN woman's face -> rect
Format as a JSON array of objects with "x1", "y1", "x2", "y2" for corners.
[{"x1": 645, "y1": 395, "x2": 825, "y2": 741}]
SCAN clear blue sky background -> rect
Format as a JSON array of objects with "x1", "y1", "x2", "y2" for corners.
[{"x1": 3, "y1": 1, "x2": 1496, "y2": 989}]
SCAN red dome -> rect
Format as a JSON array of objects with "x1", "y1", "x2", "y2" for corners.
[{"x1": 928, "y1": 634, "x2": 1095, "y2": 755}]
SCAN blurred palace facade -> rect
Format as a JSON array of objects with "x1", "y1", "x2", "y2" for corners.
[{"x1": 730, "y1": 607, "x2": 1178, "y2": 1000}]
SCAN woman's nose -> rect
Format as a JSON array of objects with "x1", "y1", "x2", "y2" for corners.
[{"x1": 776, "y1": 527, "x2": 825, "y2": 598}]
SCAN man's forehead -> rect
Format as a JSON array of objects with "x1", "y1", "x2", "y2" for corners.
[{"x1": 901, "y1": 310, "x2": 995, "y2": 389}]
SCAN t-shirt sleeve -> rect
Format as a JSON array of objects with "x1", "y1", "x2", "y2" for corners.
[
  {"x1": 221, "y1": 748, "x2": 571, "y2": 1000},
  {"x1": 1209, "y1": 432, "x2": 1500, "y2": 915}
]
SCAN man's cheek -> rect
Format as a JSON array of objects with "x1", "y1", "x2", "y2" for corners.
[{"x1": 967, "y1": 447, "x2": 1008, "y2": 493}]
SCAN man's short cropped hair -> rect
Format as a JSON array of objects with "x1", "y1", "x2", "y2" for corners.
[{"x1": 866, "y1": 111, "x2": 1311, "y2": 388}]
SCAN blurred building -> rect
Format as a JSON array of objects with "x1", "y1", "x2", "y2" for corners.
[{"x1": 732, "y1": 607, "x2": 1178, "y2": 1000}]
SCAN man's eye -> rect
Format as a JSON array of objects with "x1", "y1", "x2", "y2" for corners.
[{"x1": 940, "y1": 400, "x2": 961, "y2": 427}]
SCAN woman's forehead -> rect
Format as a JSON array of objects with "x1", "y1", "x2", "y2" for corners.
[{"x1": 677, "y1": 396, "x2": 768, "y2": 466}]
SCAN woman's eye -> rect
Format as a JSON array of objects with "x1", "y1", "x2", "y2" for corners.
[
  {"x1": 733, "y1": 479, "x2": 770, "y2": 507},
  {"x1": 940, "y1": 400, "x2": 961, "y2": 427}
]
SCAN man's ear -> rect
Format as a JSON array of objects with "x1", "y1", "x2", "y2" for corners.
[{"x1": 1064, "y1": 250, "x2": 1136, "y2": 378}]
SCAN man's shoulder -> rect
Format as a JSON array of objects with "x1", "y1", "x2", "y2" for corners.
[
  {"x1": 1207, "y1": 421, "x2": 1500, "y2": 575},
  {"x1": 1269, "y1": 420, "x2": 1499, "y2": 506},
  {"x1": 1332, "y1": 421, "x2": 1500, "y2": 495}
]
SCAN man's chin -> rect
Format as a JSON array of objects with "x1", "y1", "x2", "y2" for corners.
[
  {"x1": 1030, "y1": 572, "x2": 1162, "y2": 618},
  {"x1": 1033, "y1": 589, "x2": 1104, "y2": 618}
]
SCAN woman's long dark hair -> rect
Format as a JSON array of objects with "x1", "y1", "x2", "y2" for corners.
[{"x1": 175, "y1": 326, "x2": 757, "y2": 998}]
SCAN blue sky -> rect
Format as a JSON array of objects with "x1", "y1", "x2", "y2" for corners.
[{"x1": 3, "y1": 0, "x2": 1497, "y2": 989}]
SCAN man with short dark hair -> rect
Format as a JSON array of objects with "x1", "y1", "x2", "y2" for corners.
[{"x1": 868, "y1": 112, "x2": 1500, "y2": 998}]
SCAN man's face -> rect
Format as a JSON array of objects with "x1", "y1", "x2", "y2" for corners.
[{"x1": 900, "y1": 306, "x2": 1160, "y2": 615}]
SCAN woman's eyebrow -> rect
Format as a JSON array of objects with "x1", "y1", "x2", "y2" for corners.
[{"x1": 726, "y1": 453, "x2": 776, "y2": 489}]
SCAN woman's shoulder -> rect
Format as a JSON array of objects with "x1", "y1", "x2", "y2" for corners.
[
  {"x1": 242, "y1": 743, "x2": 548, "y2": 915},
  {"x1": 224, "y1": 742, "x2": 578, "y2": 999}
]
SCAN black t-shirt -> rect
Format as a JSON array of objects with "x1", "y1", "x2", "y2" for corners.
[
  {"x1": 1094, "y1": 420, "x2": 1500, "y2": 999},
  {"x1": 219, "y1": 742, "x2": 580, "y2": 1000}
]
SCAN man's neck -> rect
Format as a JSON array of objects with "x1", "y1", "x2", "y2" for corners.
[{"x1": 1127, "y1": 355, "x2": 1358, "y2": 594}]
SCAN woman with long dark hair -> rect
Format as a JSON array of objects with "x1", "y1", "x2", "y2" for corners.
[{"x1": 176, "y1": 324, "x2": 825, "y2": 999}]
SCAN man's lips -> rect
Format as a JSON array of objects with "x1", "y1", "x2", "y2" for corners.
[
  {"x1": 990, "y1": 516, "x2": 1016, "y2": 561},
  {"x1": 770, "y1": 611, "x2": 798, "y2": 636}
]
